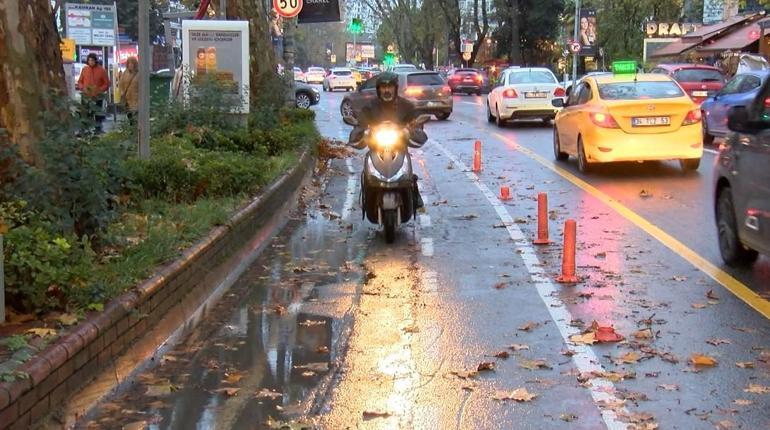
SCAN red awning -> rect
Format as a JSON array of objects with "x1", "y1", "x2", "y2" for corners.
[
  {"x1": 697, "y1": 18, "x2": 770, "y2": 52},
  {"x1": 650, "y1": 40, "x2": 701, "y2": 58}
]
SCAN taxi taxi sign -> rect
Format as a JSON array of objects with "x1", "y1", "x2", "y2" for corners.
[{"x1": 612, "y1": 60, "x2": 637, "y2": 75}]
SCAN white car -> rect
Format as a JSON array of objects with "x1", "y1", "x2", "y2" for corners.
[
  {"x1": 390, "y1": 64, "x2": 419, "y2": 73},
  {"x1": 306, "y1": 66, "x2": 326, "y2": 84},
  {"x1": 293, "y1": 67, "x2": 306, "y2": 82},
  {"x1": 323, "y1": 68, "x2": 357, "y2": 92},
  {"x1": 486, "y1": 67, "x2": 566, "y2": 126}
]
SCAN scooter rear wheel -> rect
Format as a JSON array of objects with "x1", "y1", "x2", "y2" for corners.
[{"x1": 383, "y1": 210, "x2": 397, "y2": 243}]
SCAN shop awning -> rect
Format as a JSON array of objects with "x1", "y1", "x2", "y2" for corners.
[
  {"x1": 649, "y1": 40, "x2": 701, "y2": 58},
  {"x1": 697, "y1": 17, "x2": 770, "y2": 52},
  {"x1": 649, "y1": 13, "x2": 766, "y2": 58}
]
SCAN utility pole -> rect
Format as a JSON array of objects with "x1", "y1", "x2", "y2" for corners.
[
  {"x1": 138, "y1": 0, "x2": 151, "y2": 159},
  {"x1": 220, "y1": 0, "x2": 227, "y2": 19},
  {"x1": 284, "y1": 18, "x2": 296, "y2": 106},
  {"x1": 572, "y1": 0, "x2": 580, "y2": 90}
]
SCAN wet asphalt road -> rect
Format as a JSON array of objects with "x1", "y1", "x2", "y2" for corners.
[{"x1": 77, "y1": 89, "x2": 770, "y2": 430}]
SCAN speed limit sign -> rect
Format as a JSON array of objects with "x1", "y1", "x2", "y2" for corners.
[{"x1": 273, "y1": 0, "x2": 302, "y2": 18}]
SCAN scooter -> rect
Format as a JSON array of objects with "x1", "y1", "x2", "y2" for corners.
[{"x1": 344, "y1": 115, "x2": 431, "y2": 243}]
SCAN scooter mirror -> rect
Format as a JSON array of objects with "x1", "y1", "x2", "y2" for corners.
[{"x1": 343, "y1": 115, "x2": 359, "y2": 126}]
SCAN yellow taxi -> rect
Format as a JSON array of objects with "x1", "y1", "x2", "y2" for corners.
[
  {"x1": 351, "y1": 68, "x2": 363, "y2": 87},
  {"x1": 553, "y1": 61, "x2": 703, "y2": 172}
]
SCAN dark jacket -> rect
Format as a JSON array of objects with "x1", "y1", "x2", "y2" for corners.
[{"x1": 358, "y1": 96, "x2": 418, "y2": 128}]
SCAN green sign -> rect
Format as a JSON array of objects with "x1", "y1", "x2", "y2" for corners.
[
  {"x1": 91, "y1": 12, "x2": 115, "y2": 29},
  {"x1": 612, "y1": 60, "x2": 637, "y2": 75}
]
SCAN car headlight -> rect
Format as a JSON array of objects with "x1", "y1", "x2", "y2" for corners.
[{"x1": 373, "y1": 127, "x2": 400, "y2": 149}]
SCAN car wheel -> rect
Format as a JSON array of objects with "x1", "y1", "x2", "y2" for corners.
[
  {"x1": 553, "y1": 128, "x2": 568, "y2": 161},
  {"x1": 716, "y1": 186, "x2": 759, "y2": 266},
  {"x1": 296, "y1": 93, "x2": 312, "y2": 109},
  {"x1": 495, "y1": 105, "x2": 505, "y2": 128},
  {"x1": 679, "y1": 158, "x2": 701, "y2": 171},
  {"x1": 340, "y1": 99, "x2": 354, "y2": 119},
  {"x1": 542, "y1": 117, "x2": 552, "y2": 126},
  {"x1": 703, "y1": 117, "x2": 715, "y2": 145},
  {"x1": 435, "y1": 112, "x2": 451, "y2": 121},
  {"x1": 577, "y1": 137, "x2": 592, "y2": 173},
  {"x1": 487, "y1": 102, "x2": 494, "y2": 123}
]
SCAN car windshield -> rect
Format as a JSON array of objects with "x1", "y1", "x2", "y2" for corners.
[
  {"x1": 308, "y1": 67, "x2": 324, "y2": 72},
  {"x1": 673, "y1": 68, "x2": 724, "y2": 83},
  {"x1": 407, "y1": 73, "x2": 444, "y2": 85},
  {"x1": 395, "y1": 65, "x2": 417, "y2": 70},
  {"x1": 508, "y1": 71, "x2": 556, "y2": 84},
  {"x1": 598, "y1": 81, "x2": 685, "y2": 100},
  {"x1": 333, "y1": 70, "x2": 352, "y2": 76}
]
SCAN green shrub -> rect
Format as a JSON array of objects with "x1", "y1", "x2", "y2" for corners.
[{"x1": 279, "y1": 107, "x2": 316, "y2": 124}]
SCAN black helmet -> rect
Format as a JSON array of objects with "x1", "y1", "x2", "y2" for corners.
[{"x1": 376, "y1": 72, "x2": 399, "y2": 100}]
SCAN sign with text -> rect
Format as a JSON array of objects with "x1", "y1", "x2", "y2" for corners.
[
  {"x1": 116, "y1": 45, "x2": 139, "y2": 64},
  {"x1": 64, "y1": 3, "x2": 117, "y2": 46},
  {"x1": 645, "y1": 22, "x2": 701, "y2": 38},
  {"x1": 274, "y1": 0, "x2": 303, "y2": 18},
  {"x1": 298, "y1": 0, "x2": 341, "y2": 23},
  {"x1": 182, "y1": 20, "x2": 250, "y2": 113},
  {"x1": 578, "y1": 9, "x2": 597, "y2": 56},
  {"x1": 60, "y1": 38, "x2": 76, "y2": 62},
  {"x1": 346, "y1": 43, "x2": 375, "y2": 61}
]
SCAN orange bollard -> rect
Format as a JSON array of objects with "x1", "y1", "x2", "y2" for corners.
[
  {"x1": 499, "y1": 186, "x2": 511, "y2": 201},
  {"x1": 473, "y1": 140, "x2": 482, "y2": 173},
  {"x1": 533, "y1": 192, "x2": 550, "y2": 245},
  {"x1": 556, "y1": 219, "x2": 579, "y2": 283}
]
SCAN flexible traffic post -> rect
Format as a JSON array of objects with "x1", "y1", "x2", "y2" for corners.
[
  {"x1": 499, "y1": 186, "x2": 511, "y2": 201},
  {"x1": 473, "y1": 140, "x2": 482, "y2": 173},
  {"x1": 533, "y1": 192, "x2": 550, "y2": 245},
  {"x1": 556, "y1": 219, "x2": 579, "y2": 283}
]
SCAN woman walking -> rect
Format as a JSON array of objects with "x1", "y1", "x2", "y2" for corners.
[{"x1": 118, "y1": 57, "x2": 139, "y2": 124}]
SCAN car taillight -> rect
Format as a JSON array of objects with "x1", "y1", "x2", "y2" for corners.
[
  {"x1": 682, "y1": 109, "x2": 702, "y2": 125},
  {"x1": 764, "y1": 97, "x2": 770, "y2": 108},
  {"x1": 589, "y1": 112, "x2": 620, "y2": 128},
  {"x1": 442, "y1": 85, "x2": 451, "y2": 93},
  {"x1": 450, "y1": 76, "x2": 461, "y2": 81},
  {"x1": 554, "y1": 87, "x2": 566, "y2": 97},
  {"x1": 475, "y1": 75, "x2": 483, "y2": 83},
  {"x1": 502, "y1": 88, "x2": 518, "y2": 98},
  {"x1": 404, "y1": 86, "x2": 423, "y2": 96}
]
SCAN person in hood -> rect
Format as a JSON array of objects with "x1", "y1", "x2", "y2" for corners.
[{"x1": 77, "y1": 53, "x2": 110, "y2": 132}]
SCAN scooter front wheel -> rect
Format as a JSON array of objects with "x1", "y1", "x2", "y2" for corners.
[{"x1": 383, "y1": 210, "x2": 397, "y2": 243}]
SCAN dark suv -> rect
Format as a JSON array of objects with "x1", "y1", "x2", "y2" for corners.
[{"x1": 714, "y1": 80, "x2": 770, "y2": 266}]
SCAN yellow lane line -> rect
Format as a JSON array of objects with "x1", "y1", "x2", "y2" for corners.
[{"x1": 493, "y1": 132, "x2": 770, "y2": 320}]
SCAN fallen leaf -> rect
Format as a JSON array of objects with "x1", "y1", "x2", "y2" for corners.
[
  {"x1": 458, "y1": 214, "x2": 479, "y2": 220},
  {"x1": 55, "y1": 313, "x2": 79, "y2": 326},
  {"x1": 509, "y1": 343, "x2": 530, "y2": 351},
  {"x1": 691, "y1": 303, "x2": 708, "y2": 309},
  {"x1": 657, "y1": 384, "x2": 679, "y2": 391},
  {"x1": 569, "y1": 332, "x2": 597, "y2": 345},
  {"x1": 477, "y1": 362, "x2": 496, "y2": 371},
  {"x1": 614, "y1": 352, "x2": 641, "y2": 365},
  {"x1": 255, "y1": 388, "x2": 283, "y2": 399},
  {"x1": 690, "y1": 353, "x2": 718, "y2": 367},
  {"x1": 449, "y1": 370, "x2": 478, "y2": 379},
  {"x1": 293, "y1": 362, "x2": 329, "y2": 373},
  {"x1": 706, "y1": 338, "x2": 731, "y2": 346},
  {"x1": 518, "y1": 321, "x2": 540, "y2": 332},
  {"x1": 672, "y1": 275, "x2": 687, "y2": 282},
  {"x1": 215, "y1": 387, "x2": 240, "y2": 397},
  {"x1": 145, "y1": 382, "x2": 177, "y2": 397},
  {"x1": 707, "y1": 289, "x2": 719, "y2": 300},
  {"x1": 26, "y1": 328, "x2": 57, "y2": 338},
  {"x1": 224, "y1": 371, "x2": 246, "y2": 384},
  {"x1": 744, "y1": 384, "x2": 770, "y2": 394},
  {"x1": 519, "y1": 359, "x2": 551, "y2": 370},
  {"x1": 735, "y1": 361, "x2": 754, "y2": 369},
  {"x1": 560, "y1": 413, "x2": 578, "y2": 422},
  {"x1": 122, "y1": 422, "x2": 147, "y2": 430},
  {"x1": 493, "y1": 387, "x2": 537, "y2": 402},
  {"x1": 733, "y1": 399, "x2": 753, "y2": 406},
  {"x1": 493, "y1": 282, "x2": 508, "y2": 290},
  {"x1": 633, "y1": 329, "x2": 654, "y2": 340},
  {"x1": 362, "y1": 410, "x2": 392, "y2": 420},
  {"x1": 716, "y1": 420, "x2": 737, "y2": 430},
  {"x1": 316, "y1": 346, "x2": 330, "y2": 354},
  {"x1": 639, "y1": 189, "x2": 652, "y2": 198},
  {"x1": 493, "y1": 351, "x2": 510, "y2": 359},
  {"x1": 561, "y1": 349, "x2": 576, "y2": 357},
  {"x1": 594, "y1": 325, "x2": 624, "y2": 343}
]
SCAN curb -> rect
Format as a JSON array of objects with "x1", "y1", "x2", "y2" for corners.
[{"x1": 0, "y1": 147, "x2": 316, "y2": 430}]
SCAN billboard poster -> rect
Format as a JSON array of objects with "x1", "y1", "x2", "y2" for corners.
[
  {"x1": 182, "y1": 20, "x2": 250, "y2": 113},
  {"x1": 578, "y1": 9, "x2": 597, "y2": 57},
  {"x1": 116, "y1": 45, "x2": 139, "y2": 64},
  {"x1": 64, "y1": 3, "x2": 117, "y2": 47},
  {"x1": 346, "y1": 43, "x2": 375, "y2": 61},
  {"x1": 298, "y1": 0, "x2": 342, "y2": 24}
]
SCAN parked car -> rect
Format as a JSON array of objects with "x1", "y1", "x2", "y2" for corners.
[
  {"x1": 447, "y1": 68, "x2": 486, "y2": 95},
  {"x1": 350, "y1": 68, "x2": 363, "y2": 87},
  {"x1": 650, "y1": 64, "x2": 725, "y2": 105},
  {"x1": 389, "y1": 64, "x2": 419, "y2": 73},
  {"x1": 553, "y1": 71, "x2": 702, "y2": 172},
  {"x1": 294, "y1": 82, "x2": 320, "y2": 109},
  {"x1": 700, "y1": 71, "x2": 769, "y2": 145},
  {"x1": 293, "y1": 67, "x2": 306, "y2": 82},
  {"x1": 323, "y1": 67, "x2": 357, "y2": 92},
  {"x1": 359, "y1": 66, "x2": 380, "y2": 80},
  {"x1": 340, "y1": 71, "x2": 453, "y2": 121},
  {"x1": 487, "y1": 67, "x2": 566, "y2": 125},
  {"x1": 305, "y1": 66, "x2": 326, "y2": 84},
  {"x1": 713, "y1": 85, "x2": 770, "y2": 266}
]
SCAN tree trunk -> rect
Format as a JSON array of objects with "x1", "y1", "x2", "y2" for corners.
[
  {"x1": 0, "y1": 0, "x2": 66, "y2": 166},
  {"x1": 226, "y1": 0, "x2": 279, "y2": 107},
  {"x1": 507, "y1": 0, "x2": 522, "y2": 64}
]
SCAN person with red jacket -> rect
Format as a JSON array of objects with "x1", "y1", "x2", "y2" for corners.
[{"x1": 77, "y1": 53, "x2": 110, "y2": 132}]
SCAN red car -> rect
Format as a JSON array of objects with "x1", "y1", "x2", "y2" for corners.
[
  {"x1": 650, "y1": 64, "x2": 725, "y2": 105},
  {"x1": 447, "y1": 68, "x2": 487, "y2": 95}
]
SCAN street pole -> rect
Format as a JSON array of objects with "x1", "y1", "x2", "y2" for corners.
[
  {"x1": 0, "y1": 234, "x2": 4, "y2": 324},
  {"x1": 138, "y1": 0, "x2": 151, "y2": 159},
  {"x1": 572, "y1": 0, "x2": 581, "y2": 90},
  {"x1": 220, "y1": 0, "x2": 226, "y2": 19},
  {"x1": 283, "y1": 18, "x2": 296, "y2": 107},
  {"x1": 353, "y1": 30, "x2": 357, "y2": 66}
]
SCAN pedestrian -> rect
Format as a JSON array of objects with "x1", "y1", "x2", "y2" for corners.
[
  {"x1": 76, "y1": 53, "x2": 110, "y2": 133},
  {"x1": 270, "y1": 11, "x2": 284, "y2": 58},
  {"x1": 118, "y1": 57, "x2": 139, "y2": 124}
]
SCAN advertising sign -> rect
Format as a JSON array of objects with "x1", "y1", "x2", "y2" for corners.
[
  {"x1": 182, "y1": 20, "x2": 250, "y2": 113},
  {"x1": 298, "y1": 0, "x2": 342, "y2": 24},
  {"x1": 346, "y1": 43, "x2": 375, "y2": 61},
  {"x1": 645, "y1": 22, "x2": 700, "y2": 38},
  {"x1": 116, "y1": 45, "x2": 139, "y2": 64},
  {"x1": 578, "y1": 9, "x2": 597, "y2": 56},
  {"x1": 78, "y1": 47, "x2": 104, "y2": 64},
  {"x1": 60, "y1": 38, "x2": 76, "y2": 62},
  {"x1": 64, "y1": 3, "x2": 117, "y2": 47}
]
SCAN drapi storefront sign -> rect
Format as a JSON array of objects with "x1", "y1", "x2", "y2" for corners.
[
  {"x1": 182, "y1": 20, "x2": 250, "y2": 113},
  {"x1": 645, "y1": 22, "x2": 701, "y2": 38}
]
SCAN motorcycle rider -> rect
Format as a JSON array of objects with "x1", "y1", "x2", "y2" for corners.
[{"x1": 349, "y1": 72, "x2": 427, "y2": 208}]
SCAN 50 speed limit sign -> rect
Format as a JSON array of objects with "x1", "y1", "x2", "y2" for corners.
[{"x1": 274, "y1": 0, "x2": 302, "y2": 18}]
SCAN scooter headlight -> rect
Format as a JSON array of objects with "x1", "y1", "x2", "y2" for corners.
[{"x1": 372, "y1": 127, "x2": 400, "y2": 149}]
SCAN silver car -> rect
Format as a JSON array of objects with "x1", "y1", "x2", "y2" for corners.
[{"x1": 341, "y1": 71, "x2": 453, "y2": 121}]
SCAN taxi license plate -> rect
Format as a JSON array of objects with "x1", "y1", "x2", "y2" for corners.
[
  {"x1": 524, "y1": 92, "x2": 548, "y2": 98},
  {"x1": 632, "y1": 116, "x2": 670, "y2": 127},
  {"x1": 692, "y1": 90, "x2": 709, "y2": 97}
]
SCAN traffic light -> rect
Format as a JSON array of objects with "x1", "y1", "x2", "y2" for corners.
[
  {"x1": 383, "y1": 52, "x2": 396, "y2": 66},
  {"x1": 349, "y1": 17, "x2": 363, "y2": 34}
]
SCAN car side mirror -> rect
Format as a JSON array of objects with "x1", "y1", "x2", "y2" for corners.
[
  {"x1": 727, "y1": 106, "x2": 751, "y2": 132},
  {"x1": 552, "y1": 98, "x2": 565, "y2": 108}
]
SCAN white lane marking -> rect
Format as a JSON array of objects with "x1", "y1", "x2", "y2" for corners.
[
  {"x1": 342, "y1": 158, "x2": 358, "y2": 220},
  {"x1": 422, "y1": 270, "x2": 439, "y2": 293},
  {"x1": 704, "y1": 148, "x2": 718, "y2": 155},
  {"x1": 433, "y1": 141, "x2": 628, "y2": 430},
  {"x1": 419, "y1": 214, "x2": 432, "y2": 228},
  {"x1": 420, "y1": 237, "x2": 434, "y2": 257}
]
